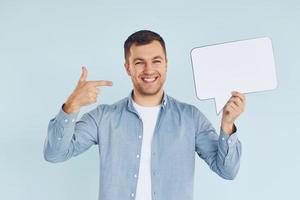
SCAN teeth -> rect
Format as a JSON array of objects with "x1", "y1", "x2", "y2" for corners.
[{"x1": 142, "y1": 77, "x2": 156, "y2": 82}]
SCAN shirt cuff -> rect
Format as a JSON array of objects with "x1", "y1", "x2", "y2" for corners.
[
  {"x1": 219, "y1": 126, "x2": 238, "y2": 146},
  {"x1": 219, "y1": 125, "x2": 239, "y2": 166},
  {"x1": 55, "y1": 104, "x2": 79, "y2": 128}
]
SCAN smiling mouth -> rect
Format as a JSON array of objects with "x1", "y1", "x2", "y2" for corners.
[{"x1": 141, "y1": 76, "x2": 158, "y2": 83}]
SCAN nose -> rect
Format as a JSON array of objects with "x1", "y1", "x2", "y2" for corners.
[{"x1": 144, "y1": 61, "x2": 154, "y2": 72}]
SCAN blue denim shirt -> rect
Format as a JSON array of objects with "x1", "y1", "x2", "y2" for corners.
[{"x1": 43, "y1": 91, "x2": 242, "y2": 200}]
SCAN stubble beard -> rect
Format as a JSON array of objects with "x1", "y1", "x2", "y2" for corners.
[{"x1": 134, "y1": 78, "x2": 164, "y2": 97}]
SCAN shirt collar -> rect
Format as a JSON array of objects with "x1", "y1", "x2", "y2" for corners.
[{"x1": 127, "y1": 90, "x2": 168, "y2": 113}]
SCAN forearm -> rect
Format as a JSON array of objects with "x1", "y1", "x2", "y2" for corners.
[
  {"x1": 214, "y1": 130, "x2": 242, "y2": 180},
  {"x1": 43, "y1": 106, "x2": 78, "y2": 163}
]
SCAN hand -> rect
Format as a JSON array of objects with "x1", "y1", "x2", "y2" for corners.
[
  {"x1": 63, "y1": 66, "x2": 113, "y2": 114},
  {"x1": 221, "y1": 91, "x2": 246, "y2": 134}
]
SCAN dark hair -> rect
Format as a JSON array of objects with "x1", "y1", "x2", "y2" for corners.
[{"x1": 124, "y1": 30, "x2": 167, "y2": 61}]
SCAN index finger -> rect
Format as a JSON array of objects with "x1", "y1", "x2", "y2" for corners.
[
  {"x1": 89, "y1": 80, "x2": 113, "y2": 87},
  {"x1": 231, "y1": 91, "x2": 246, "y2": 102}
]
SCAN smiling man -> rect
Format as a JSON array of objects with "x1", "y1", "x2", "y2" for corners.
[{"x1": 43, "y1": 30, "x2": 245, "y2": 200}]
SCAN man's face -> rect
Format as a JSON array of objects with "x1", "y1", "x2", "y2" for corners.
[{"x1": 124, "y1": 40, "x2": 168, "y2": 96}]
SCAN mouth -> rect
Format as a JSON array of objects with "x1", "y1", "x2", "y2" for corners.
[{"x1": 141, "y1": 76, "x2": 158, "y2": 83}]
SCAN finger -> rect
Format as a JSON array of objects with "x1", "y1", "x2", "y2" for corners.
[
  {"x1": 228, "y1": 99, "x2": 244, "y2": 113},
  {"x1": 87, "y1": 87, "x2": 101, "y2": 95},
  {"x1": 89, "y1": 80, "x2": 113, "y2": 87},
  {"x1": 229, "y1": 97, "x2": 242, "y2": 107},
  {"x1": 224, "y1": 103, "x2": 234, "y2": 115},
  {"x1": 231, "y1": 91, "x2": 246, "y2": 103},
  {"x1": 89, "y1": 96, "x2": 97, "y2": 103},
  {"x1": 229, "y1": 102, "x2": 239, "y2": 112},
  {"x1": 95, "y1": 88, "x2": 101, "y2": 95},
  {"x1": 88, "y1": 93, "x2": 97, "y2": 103},
  {"x1": 79, "y1": 65, "x2": 88, "y2": 82}
]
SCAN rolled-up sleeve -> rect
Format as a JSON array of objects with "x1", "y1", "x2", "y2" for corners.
[
  {"x1": 194, "y1": 108, "x2": 242, "y2": 180},
  {"x1": 43, "y1": 104, "x2": 101, "y2": 163}
]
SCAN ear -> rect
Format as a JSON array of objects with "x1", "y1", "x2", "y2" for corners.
[
  {"x1": 165, "y1": 58, "x2": 168, "y2": 72},
  {"x1": 124, "y1": 62, "x2": 131, "y2": 76}
]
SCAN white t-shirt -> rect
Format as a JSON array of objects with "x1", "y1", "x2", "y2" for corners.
[{"x1": 132, "y1": 101, "x2": 161, "y2": 200}]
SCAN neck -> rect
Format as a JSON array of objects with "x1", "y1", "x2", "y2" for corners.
[{"x1": 132, "y1": 89, "x2": 164, "y2": 107}]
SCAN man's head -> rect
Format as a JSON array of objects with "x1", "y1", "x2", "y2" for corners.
[{"x1": 124, "y1": 30, "x2": 168, "y2": 97}]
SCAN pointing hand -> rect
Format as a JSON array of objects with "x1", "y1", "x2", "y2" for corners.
[{"x1": 63, "y1": 66, "x2": 113, "y2": 114}]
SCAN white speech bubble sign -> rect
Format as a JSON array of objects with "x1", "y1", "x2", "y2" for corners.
[{"x1": 191, "y1": 37, "x2": 277, "y2": 115}]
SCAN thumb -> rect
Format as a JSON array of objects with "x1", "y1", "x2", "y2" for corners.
[{"x1": 79, "y1": 65, "x2": 88, "y2": 82}]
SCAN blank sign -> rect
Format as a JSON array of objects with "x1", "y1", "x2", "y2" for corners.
[{"x1": 191, "y1": 37, "x2": 277, "y2": 114}]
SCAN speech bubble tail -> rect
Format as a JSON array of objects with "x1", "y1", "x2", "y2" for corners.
[{"x1": 215, "y1": 93, "x2": 232, "y2": 115}]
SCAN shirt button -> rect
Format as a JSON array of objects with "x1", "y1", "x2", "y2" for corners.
[
  {"x1": 71, "y1": 119, "x2": 75, "y2": 122},
  {"x1": 228, "y1": 140, "x2": 232, "y2": 144},
  {"x1": 64, "y1": 119, "x2": 68, "y2": 123},
  {"x1": 58, "y1": 137, "x2": 62, "y2": 140},
  {"x1": 136, "y1": 154, "x2": 140, "y2": 158},
  {"x1": 131, "y1": 193, "x2": 135, "y2": 197},
  {"x1": 222, "y1": 137, "x2": 225, "y2": 141},
  {"x1": 134, "y1": 174, "x2": 137, "y2": 178},
  {"x1": 138, "y1": 135, "x2": 142, "y2": 139}
]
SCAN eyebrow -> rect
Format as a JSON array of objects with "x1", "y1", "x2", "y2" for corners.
[
  {"x1": 152, "y1": 56, "x2": 163, "y2": 60},
  {"x1": 133, "y1": 56, "x2": 163, "y2": 63},
  {"x1": 133, "y1": 58, "x2": 144, "y2": 63}
]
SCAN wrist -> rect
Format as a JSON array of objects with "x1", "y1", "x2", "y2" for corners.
[
  {"x1": 63, "y1": 101, "x2": 80, "y2": 114},
  {"x1": 221, "y1": 122, "x2": 234, "y2": 135}
]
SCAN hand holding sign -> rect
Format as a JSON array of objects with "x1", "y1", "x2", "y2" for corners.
[
  {"x1": 221, "y1": 91, "x2": 246, "y2": 134},
  {"x1": 63, "y1": 66, "x2": 113, "y2": 114},
  {"x1": 191, "y1": 37, "x2": 277, "y2": 115}
]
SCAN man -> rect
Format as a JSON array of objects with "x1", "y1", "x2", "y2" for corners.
[{"x1": 43, "y1": 30, "x2": 245, "y2": 200}]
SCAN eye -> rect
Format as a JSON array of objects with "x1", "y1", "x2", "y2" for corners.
[
  {"x1": 135, "y1": 62, "x2": 143, "y2": 65},
  {"x1": 153, "y1": 60, "x2": 161, "y2": 63}
]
